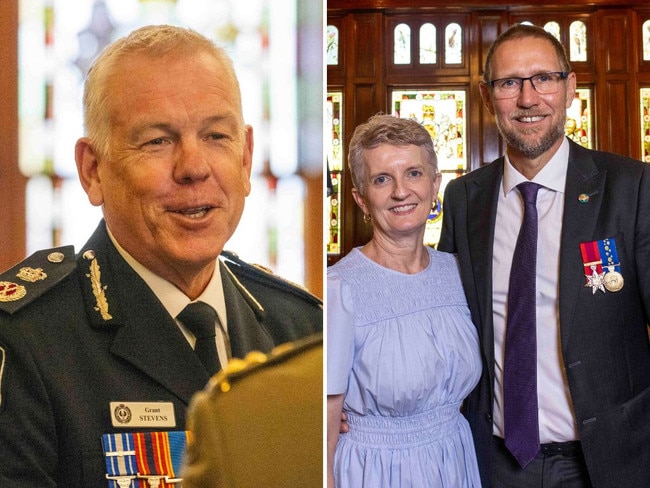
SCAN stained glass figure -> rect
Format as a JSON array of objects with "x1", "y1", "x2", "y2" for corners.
[
  {"x1": 569, "y1": 21, "x2": 587, "y2": 62},
  {"x1": 394, "y1": 23, "x2": 411, "y2": 64}
]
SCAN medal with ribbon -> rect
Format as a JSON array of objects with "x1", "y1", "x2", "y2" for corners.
[
  {"x1": 579, "y1": 238, "x2": 624, "y2": 294},
  {"x1": 102, "y1": 431, "x2": 190, "y2": 487}
]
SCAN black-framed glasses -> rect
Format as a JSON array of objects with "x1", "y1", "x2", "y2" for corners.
[{"x1": 488, "y1": 72, "x2": 569, "y2": 99}]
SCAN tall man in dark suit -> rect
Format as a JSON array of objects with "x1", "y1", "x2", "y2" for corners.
[
  {"x1": 0, "y1": 25, "x2": 322, "y2": 487},
  {"x1": 438, "y1": 24, "x2": 650, "y2": 487}
]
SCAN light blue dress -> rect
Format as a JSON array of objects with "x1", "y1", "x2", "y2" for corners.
[{"x1": 327, "y1": 247, "x2": 482, "y2": 488}]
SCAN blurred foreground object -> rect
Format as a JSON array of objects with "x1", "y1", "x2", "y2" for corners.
[{"x1": 182, "y1": 333, "x2": 323, "y2": 488}]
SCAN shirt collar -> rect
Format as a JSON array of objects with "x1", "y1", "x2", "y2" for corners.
[
  {"x1": 106, "y1": 227, "x2": 227, "y2": 326},
  {"x1": 502, "y1": 137, "x2": 569, "y2": 196}
]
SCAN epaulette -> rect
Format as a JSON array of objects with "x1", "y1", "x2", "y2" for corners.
[
  {"x1": 206, "y1": 333, "x2": 322, "y2": 394},
  {"x1": 220, "y1": 250, "x2": 322, "y2": 306},
  {"x1": 0, "y1": 246, "x2": 76, "y2": 315}
]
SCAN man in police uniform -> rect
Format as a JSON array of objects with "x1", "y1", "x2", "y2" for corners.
[{"x1": 0, "y1": 25, "x2": 322, "y2": 487}]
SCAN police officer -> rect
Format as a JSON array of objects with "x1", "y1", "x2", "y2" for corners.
[{"x1": 0, "y1": 25, "x2": 322, "y2": 487}]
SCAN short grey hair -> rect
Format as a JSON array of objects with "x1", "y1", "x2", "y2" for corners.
[
  {"x1": 82, "y1": 24, "x2": 242, "y2": 159},
  {"x1": 348, "y1": 114, "x2": 438, "y2": 194}
]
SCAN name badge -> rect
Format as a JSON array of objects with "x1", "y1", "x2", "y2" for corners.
[{"x1": 110, "y1": 402, "x2": 176, "y2": 428}]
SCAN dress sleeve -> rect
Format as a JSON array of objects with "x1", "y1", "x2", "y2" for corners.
[{"x1": 326, "y1": 271, "x2": 355, "y2": 395}]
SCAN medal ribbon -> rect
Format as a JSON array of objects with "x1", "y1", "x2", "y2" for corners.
[
  {"x1": 103, "y1": 431, "x2": 190, "y2": 487},
  {"x1": 102, "y1": 433, "x2": 141, "y2": 488},
  {"x1": 579, "y1": 240, "x2": 602, "y2": 277},
  {"x1": 597, "y1": 238, "x2": 621, "y2": 273}
]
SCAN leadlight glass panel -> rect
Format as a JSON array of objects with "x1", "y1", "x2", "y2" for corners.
[
  {"x1": 444, "y1": 23, "x2": 461, "y2": 64},
  {"x1": 643, "y1": 20, "x2": 650, "y2": 61},
  {"x1": 394, "y1": 23, "x2": 411, "y2": 64},
  {"x1": 419, "y1": 23, "x2": 436, "y2": 64},
  {"x1": 641, "y1": 88, "x2": 650, "y2": 162},
  {"x1": 327, "y1": 92, "x2": 343, "y2": 255},
  {"x1": 569, "y1": 21, "x2": 587, "y2": 62},
  {"x1": 327, "y1": 24, "x2": 339, "y2": 65},
  {"x1": 566, "y1": 88, "x2": 592, "y2": 149},
  {"x1": 544, "y1": 21, "x2": 561, "y2": 41},
  {"x1": 391, "y1": 89, "x2": 467, "y2": 247}
]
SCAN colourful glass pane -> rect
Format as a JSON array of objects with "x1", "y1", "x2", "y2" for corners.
[
  {"x1": 391, "y1": 89, "x2": 467, "y2": 247},
  {"x1": 566, "y1": 88, "x2": 592, "y2": 149},
  {"x1": 640, "y1": 88, "x2": 650, "y2": 162},
  {"x1": 570, "y1": 21, "x2": 587, "y2": 62},
  {"x1": 327, "y1": 92, "x2": 343, "y2": 255},
  {"x1": 327, "y1": 25, "x2": 339, "y2": 65},
  {"x1": 444, "y1": 23, "x2": 461, "y2": 64}
]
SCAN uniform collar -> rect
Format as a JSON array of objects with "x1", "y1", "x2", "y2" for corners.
[{"x1": 106, "y1": 227, "x2": 227, "y2": 327}]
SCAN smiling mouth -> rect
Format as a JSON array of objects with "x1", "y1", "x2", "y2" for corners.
[
  {"x1": 516, "y1": 115, "x2": 545, "y2": 123},
  {"x1": 176, "y1": 206, "x2": 212, "y2": 218},
  {"x1": 390, "y1": 204, "x2": 417, "y2": 214}
]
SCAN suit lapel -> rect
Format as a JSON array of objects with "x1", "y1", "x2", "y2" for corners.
[
  {"x1": 78, "y1": 223, "x2": 210, "y2": 405},
  {"x1": 559, "y1": 141, "x2": 606, "y2": 347},
  {"x1": 466, "y1": 161, "x2": 503, "y2": 390},
  {"x1": 220, "y1": 261, "x2": 275, "y2": 359}
]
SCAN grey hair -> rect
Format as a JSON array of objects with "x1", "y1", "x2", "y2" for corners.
[
  {"x1": 82, "y1": 24, "x2": 243, "y2": 159},
  {"x1": 348, "y1": 114, "x2": 438, "y2": 194}
]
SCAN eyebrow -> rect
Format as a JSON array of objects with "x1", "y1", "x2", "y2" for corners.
[{"x1": 129, "y1": 114, "x2": 241, "y2": 141}]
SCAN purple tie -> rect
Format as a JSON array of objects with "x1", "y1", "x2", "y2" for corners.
[{"x1": 504, "y1": 182, "x2": 541, "y2": 468}]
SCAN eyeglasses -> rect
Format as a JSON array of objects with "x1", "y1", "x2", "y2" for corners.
[{"x1": 487, "y1": 72, "x2": 569, "y2": 100}]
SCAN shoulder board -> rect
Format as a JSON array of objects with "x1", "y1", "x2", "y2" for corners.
[
  {"x1": 0, "y1": 246, "x2": 76, "y2": 315},
  {"x1": 220, "y1": 250, "x2": 322, "y2": 306},
  {"x1": 207, "y1": 333, "x2": 322, "y2": 393}
]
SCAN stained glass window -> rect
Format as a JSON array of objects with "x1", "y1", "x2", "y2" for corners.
[
  {"x1": 569, "y1": 21, "x2": 587, "y2": 62},
  {"x1": 444, "y1": 23, "x2": 461, "y2": 64},
  {"x1": 641, "y1": 88, "x2": 650, "y2": 162},
  {"x1": 327, "y1": 92, "x2": 343, "y2": 255},
  {"x1": 327, "y1": 24, "x2": 339, "y2": 65},
  {"x1": 394, "y1": 23, "x2": 411, "y2": 64},
  {"x1": 19, "y1": 0, "x2": 309, "y2": 283},
  {"x1": 566, "y1": 88, "x2": 592, "y2": 149},
  {"x1": 544, "y1": 21, "x2": 561, "y2": 41},
  {"x1": 392, "y1": 89, "x2": 467, "y2": 246},
  {"x1": 643, "y1": 20, "x2": 650, "y2": 61},
  {"x1": 419, "y1": 23, "x2": 436, "y2": 64}
]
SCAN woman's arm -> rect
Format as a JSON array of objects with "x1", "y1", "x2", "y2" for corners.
[{"x1": 327, "y1": 394, "x2": 345, "y2": 488}]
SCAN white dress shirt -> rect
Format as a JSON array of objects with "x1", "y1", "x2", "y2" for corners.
[
  {"x1": 107, "y1": 228, "x2": 230, "y2": 369},
  {"x1": 492, "y1": 138, "x2": 579, "y2": 443}
]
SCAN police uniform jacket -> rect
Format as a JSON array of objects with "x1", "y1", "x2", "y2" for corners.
[
  {"x1": 0, "y1": 221, "x2": 322, "y2": 487},
  {"x1": 438, "y1": 139, "x2": 650, "y2": 487}
]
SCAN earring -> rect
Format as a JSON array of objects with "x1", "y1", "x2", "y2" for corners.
[{"x1": 363, "y1": 213, "x2": 372, "y2": 224}]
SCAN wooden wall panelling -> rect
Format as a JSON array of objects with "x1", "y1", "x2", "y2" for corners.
[
  {"x1": 595, "y1": 9, "x2": 637, "y2": 157},
  {"x1": 0, "y1": 0, "x2": 26, "y2": 271},
  {"x1": 472, "y1": 12, "x2": 506, "y2": 168}
]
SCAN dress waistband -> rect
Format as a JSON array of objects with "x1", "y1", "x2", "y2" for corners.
[{"x1": 345, "y1": 403, "x2": 462, "y2": 448}]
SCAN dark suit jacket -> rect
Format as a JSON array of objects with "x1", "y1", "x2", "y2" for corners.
[
  {"x1": 0, "y1": 221, "x2": 322, "y2": 487},
  {"x1": 438, "y1": 139, "x2": 650, "y2": 487}
]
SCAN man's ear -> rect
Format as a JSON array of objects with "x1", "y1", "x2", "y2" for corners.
[
  {"x1": 75, "y1": 137, "x2": 104, "y2": 207},
  {"x1": 479, "y1": 81, "x2": 496, "y2": 116},
  {"x1": 241, "y1": 125, "x2": 254, "y2": 197}
]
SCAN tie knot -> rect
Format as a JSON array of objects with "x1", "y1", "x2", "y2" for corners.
[
  {"x1": 517, "y1": 182, "x2": 541, "y2": 205},
  {"x1": 177, "y1": 302, "x2": 217, "y2": 339}
]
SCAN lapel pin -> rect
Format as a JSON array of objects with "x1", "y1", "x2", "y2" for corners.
[{"x1": 578, "y1": 193, "x2": 590, "y2": 203}]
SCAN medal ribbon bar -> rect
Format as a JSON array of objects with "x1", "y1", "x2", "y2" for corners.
[{"x1": 102, "y1": 431, "x2": 190, "y2": 487}]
